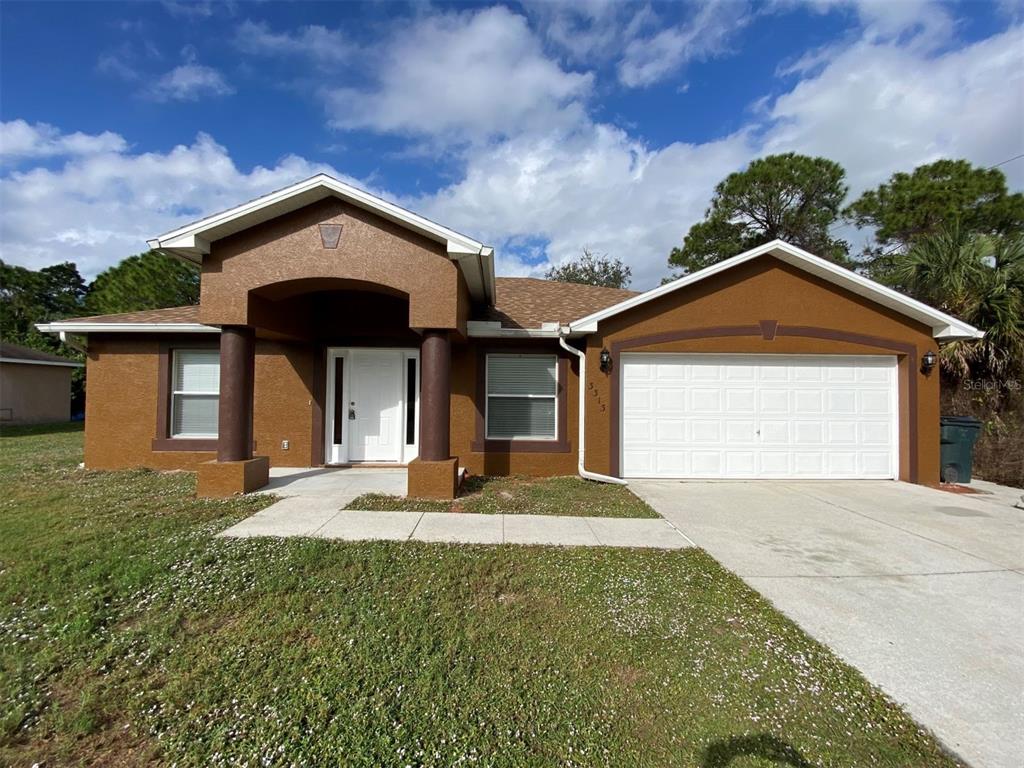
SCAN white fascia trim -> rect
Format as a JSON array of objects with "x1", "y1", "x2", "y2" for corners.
[
  {"x1": 36, "y1": 322, "x2": 219, "y2": 334},
  {"x1": 0, "y1": 357, "x2": 83, "y2": 368},
  {"x1": 467, "y1": 321, "x2": 562, "y2": 338},
  {"x1": 149, "y1": 174, "x2": 484, "y2": 256},
  {"x1": 569, "y1": 239, "x2": 984, "y2": 341}
]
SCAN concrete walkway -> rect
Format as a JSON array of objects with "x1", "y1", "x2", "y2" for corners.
[
  {"x1": 219, "y1": 505, "x2": 690, "y2": 548},
  {"x1": 630, "y1": 479, "x2": 1024, "y2": 768},
  {"x1": 220, "y1": 467, "x2": 691, "y2": 549}
]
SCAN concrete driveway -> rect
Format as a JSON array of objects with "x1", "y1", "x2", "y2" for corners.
[{"x1": 631, "y1": 480, "x2": 1024, "y2": 768}]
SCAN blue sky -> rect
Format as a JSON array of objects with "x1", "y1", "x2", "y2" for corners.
[{"x1": 1, "y1": 1, "x2": 1022, "y2": 288}]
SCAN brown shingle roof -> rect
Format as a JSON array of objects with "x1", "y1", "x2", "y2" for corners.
[
  {"x1": 482, "y1": 277, "x2": 637, "y2": 329},
  {"x1": 51, "y1": 278, "x2": 635, "y2": 332},
  {"x1": 54, "y1": 305, "x2": 202, "y2": 324},
  {"x1": 0, "y1": 341, "x2": 81, "y2": 364}
]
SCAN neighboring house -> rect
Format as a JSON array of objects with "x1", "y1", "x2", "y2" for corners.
[
  {"x1": 38, "y1": 175, "x2": 982, "y2": 498},
  {"x1": 0, "y1": 342, "x2": 82, "y2": 425}
]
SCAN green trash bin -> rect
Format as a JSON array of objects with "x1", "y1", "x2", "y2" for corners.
[{"x1": 939, "y1": 415, "x2": 983, "y2": 483}]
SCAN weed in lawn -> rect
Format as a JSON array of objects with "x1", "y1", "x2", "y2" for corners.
[
  {"x1": 346, "y1": 474, "x2": 661, "y2": 518},
  {"x1": 0, "y1": 425, "x2": 963, "y2": 767}
]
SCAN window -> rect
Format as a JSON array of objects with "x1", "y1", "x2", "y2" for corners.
[
  {"x1": 171, "y1": 350, "x2": 219, "y2": 437},
  {"x1": 486, "y1": 354, "x2": 557, "y2": 440}
]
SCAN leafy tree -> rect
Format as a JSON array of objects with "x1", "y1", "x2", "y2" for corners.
[
  {"x1": 546, "y1": 248, "x2": 632, "y2": 289},
  {"x1": 890, "y1": 224, "x2": 1024, "y2": 381},
  {"x1": 845, "y1": 159, "x2": 1024, "y2": 254},
  {"x1": 0, "y1": 260, "x2": 86, "y2": 351},
  {"x1": 85, "y1": 250, "x2": 200, "y2": 315},
  {"x1": 668, "y1": 153, "x2": 850, "y2": 276}
]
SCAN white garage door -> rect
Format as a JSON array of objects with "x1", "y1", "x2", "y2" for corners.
[{"x1": 621, "y1": 354, "x2": 898, "y2": 479}]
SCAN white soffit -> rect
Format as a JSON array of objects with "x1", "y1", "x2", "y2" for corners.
[
  {"x1": 146, "y1": 174, "x2": 496, "y2": 304},
  {"x1": 569, "y1": 240, "x2": 984, "y2": 341}
]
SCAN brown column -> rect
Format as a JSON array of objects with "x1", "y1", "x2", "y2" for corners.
[
  {"x1": 419, "y1": 329, "x2": 451, "y2": 461},
  {"x1": 217, "y1": 325, "x2": 255, "y2": 463}
]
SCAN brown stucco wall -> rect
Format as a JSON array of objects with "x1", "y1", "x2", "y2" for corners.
[
  {"x1": 84, "y1": 336, "x2": 215, "y2": 470},
  {"x1": 0, "y1": 362, "x2": 74, "y2": 424},
  {"x1": 199, "y1": 197, "x2": 468, "y2": 333},
  {"x1": 84, "y1": 336, "x2": 318, "y2": 471},
  {"x1": 449, "y1": 339, "x2": 580, "y2": 477},
  {"x1": 580, "y1": 257, "x2": 940, "y2": 484}
]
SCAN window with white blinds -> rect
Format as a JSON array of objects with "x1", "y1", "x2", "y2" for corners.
[
  {"x1": 486, "y1": 354, "x2": 557, "y2": 440},
  {"x1": 171, "y1": 350, "x2": 219, "y2": 437}
]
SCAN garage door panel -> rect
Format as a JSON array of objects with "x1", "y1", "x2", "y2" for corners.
[
  {"x1": 760, "y1": 451, "x2": 790, "y2": 475},
  {"x1": 794, "y1": 390, "x2": 824, "y2": 413},
  {"x1": 725, "y1": 420, "x2": 757, "y2": 442},
  {"x1": 690, "y1": 389, "x2": 722, "y2": 412},
  {"x1": 794, "y1": 421, "x2": 825, "y2": 445},
  {"x1": 760, "y1": 420, "x2": 790, "y2": 444},
  {"x1": 726, "y1": 389, "x2": 756, "y2": 412},
  {"x1": 656, "y1": 388, "x2": 687, "y2": 410},
  {"x1": 622, "y1": 354, "x2": 897, "y2": 479},
  {"x1": 691, "y1": 451, "x2": 722, "y2": 474},
  {"x1": 759, "y1": 389, "x2": 790, "y2": 412},
  {"x1": 690, "y1": 420, "x2": 721, "y2": 442},
  {"x1": 655, "y1": 419, "x2": 686, "y2": 442},
  {"x1": 655, "y1": 451, "x2": 687, "y2": 475}
]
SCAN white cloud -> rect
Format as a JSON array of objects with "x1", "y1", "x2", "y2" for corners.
[
  {"x1": 0, "y1": 126, "x2": 349, "y2": 277},
  {"x1": 416, "y1": 123, "x2": 754, "y2": 286},
  {"x1": 147, "y1": 62, "x2": 234, "y2": 102},
  {"x1": 525, "y1": 0, "x2": 655, "y2": 64},
  {"x1": 763, "y1": 26, "x2": 1024, "y2": 192},
  {"x1": 323, "y1": 6, "x2": 592, "y2": 145},
  {"x1": 234, "y1": 19, "x2": 353, "y2": 64},
  {"x1": 2, "y1": 5, "x2": 1021, "y2": 296},
  {"x1": 0, "y1": 120, "x2": 128, "y2": 161},
  {"x1": 618, "y1": 2, "x2": 754, "y2": 88},
  {"x1": 415, "y1": 19, "x2": 1024, "y2": 287}
]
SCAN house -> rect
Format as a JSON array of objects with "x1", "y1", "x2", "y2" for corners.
[
  {"x1": 38, "y1": 174, "x2": 982, "y2": 498},
  {"x1": 0, "y1": 342, "x2": 83, "y2": 425}
]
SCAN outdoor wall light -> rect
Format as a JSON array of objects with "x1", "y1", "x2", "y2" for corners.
[
  {"x1": 922, "y1": 349, "x2": 938, "y2": 373},
  {"x1": 600, "y1": 348, "x2": 612, "y2": 373}
]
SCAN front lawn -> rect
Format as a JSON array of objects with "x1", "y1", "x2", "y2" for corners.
[
  {"x1": 347, "y1": 474, "x2": 661, "y2": 518},
  {"x1": 0, "y1": 425, "x2": 961, "y2": 767}
]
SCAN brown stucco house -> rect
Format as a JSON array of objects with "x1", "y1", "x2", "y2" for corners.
[
  {"x1": 0, "y1": 342, "x2": 82, "y2": 425},
  {"x1": 38, "y1": 174, "x2": 982, "y2": 498}
]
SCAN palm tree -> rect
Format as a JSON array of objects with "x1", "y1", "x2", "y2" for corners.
[{"x1": 890, "y1": 224, "x2": 1024, "y2": 381}]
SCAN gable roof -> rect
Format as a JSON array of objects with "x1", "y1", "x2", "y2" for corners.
[
  {"x1": 146, "y1": 174, "x2": 496, "y2": 304},
  {"x1": 568, "y1": 240, "x2": 984, "y2": 341},
  {"x1": 0, "y1": 341, "x2": 83, "y2": 367}
]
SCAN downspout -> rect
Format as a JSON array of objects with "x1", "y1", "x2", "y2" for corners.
[
  {"x1": 59, "y1": 331, "x2": 87, "y2": 354},
  {"x1": 558, "y1": 329, "x2": 627, "y2": 486}
]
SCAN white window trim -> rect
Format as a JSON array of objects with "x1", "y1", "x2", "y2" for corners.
[
  {"x1": 485, "y1": 353, "x2": 559, "y2": 441},
  {"x1": 170, "y1": 349, "x2": 219, "y2": 439}
]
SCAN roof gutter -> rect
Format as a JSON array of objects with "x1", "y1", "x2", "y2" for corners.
[{"x1": 558, "y1": 329, "x2": 627, "y2": 487}]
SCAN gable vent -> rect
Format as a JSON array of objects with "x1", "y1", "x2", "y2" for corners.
[{"x1": 319, "y1": 223, "x2": 343, "y2": 249}]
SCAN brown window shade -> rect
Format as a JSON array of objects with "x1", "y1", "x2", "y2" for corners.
[{"x1": 333, "y1": 357, "x2": 344, "y2": 444}]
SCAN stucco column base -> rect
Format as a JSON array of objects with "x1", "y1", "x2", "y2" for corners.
[
  {"x1": 197, "y1": 456, "x2": 270, "y2": 498},
  {"x1": 407, "y1": 457, "x2": 458, "y2": 500}
]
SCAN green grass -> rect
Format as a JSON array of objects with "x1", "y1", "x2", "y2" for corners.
[
  {"x1": 0, "y1": 425, "x2": 962, "y2": 767},
  {"x1": 347, "y1": 475, "x2": 662, "y2": 518}
]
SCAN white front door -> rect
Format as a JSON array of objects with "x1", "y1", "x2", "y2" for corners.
[
  {"x1": 348, "y1": 350, "x2": 403, "y2": 462},
  {"x1": 621, "y1": 354, "x2": 898, "y2": 479},
  {"x1": 327, "y1": 348, "x2": 416, "y2": 464}
]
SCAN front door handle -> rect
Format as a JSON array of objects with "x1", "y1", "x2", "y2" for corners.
[{"x1": 348, "y1": 407, "x2": 356, "y2": 420}]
